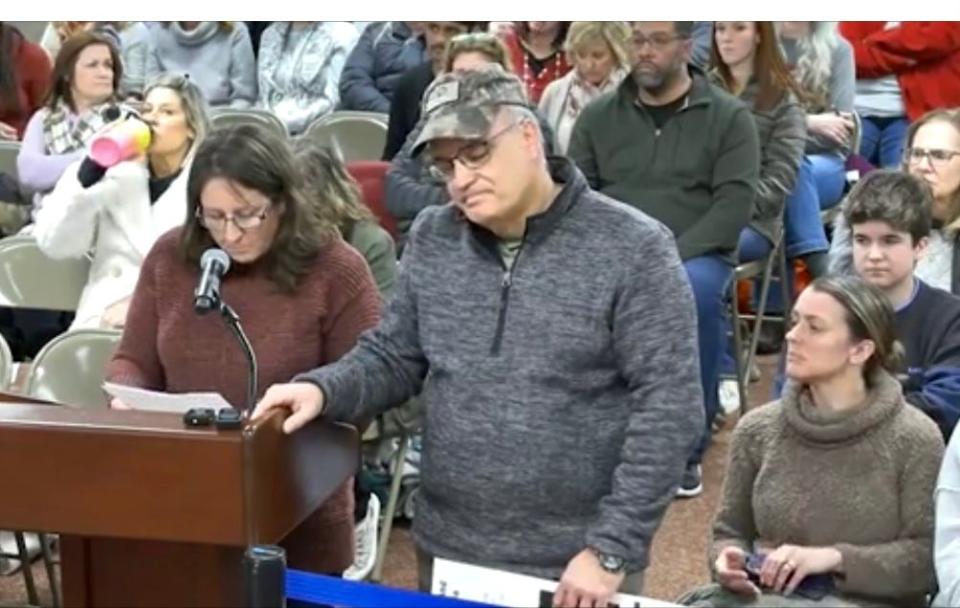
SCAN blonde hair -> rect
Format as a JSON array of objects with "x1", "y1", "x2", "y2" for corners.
[
  {"x1": 779, "y1": 21, "x2": 840, "y2": 112},
  {"x1": 444, "y1": 32, "x2": 512, "y2": 73},
  {"x1": 564, "y1": 21, "x2": 631, "y2": 71}
]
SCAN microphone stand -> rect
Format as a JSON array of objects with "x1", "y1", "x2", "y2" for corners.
[{"x1": 216, "y1": 299, "x2": 258, "y2": 417}]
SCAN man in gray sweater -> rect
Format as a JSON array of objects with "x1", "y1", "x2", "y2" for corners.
[{"x1": 254, "y1": 66, "x2": 703, "y2": 606}]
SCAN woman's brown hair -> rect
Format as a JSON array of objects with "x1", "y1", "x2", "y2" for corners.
[
  {"x1": 44, "y1": 30, "x2": 121, "y2": 111},
  {"x1": 709, "y1": 22, "x2": 806, "y2": 112},
  {"x1": 181, "y1": 124, "x2": 340, "y2": 293},
  {"x1": 291, "y1": 137, "x2": 375, "y2": 240}
]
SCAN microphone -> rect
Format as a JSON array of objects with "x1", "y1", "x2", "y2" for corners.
[{"x1": 194, "y1": 248, "x2": 231, "y2": 314}]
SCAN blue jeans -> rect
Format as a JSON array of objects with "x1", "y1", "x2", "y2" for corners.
[
  {"x1": 684, "y1": 255, "x2": 735, "y2": 465},
  {"x1": 719, "y1": 227, "x2": 774, "y2": 376},
  {"x1": 859, "y1": 115, "x2": 909, "y2": 169},
  {"x1": 768, "y1": 154, "x2": 847, "y2": 313}
]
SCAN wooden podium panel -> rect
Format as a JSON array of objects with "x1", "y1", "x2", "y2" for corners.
[{"x1": 0, "y1": 398, "x2": 358, "y2": 607}]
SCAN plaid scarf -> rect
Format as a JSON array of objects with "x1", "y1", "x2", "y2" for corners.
[{"x1": 41, "y1": 100, "x2": 114, "y2": 155}]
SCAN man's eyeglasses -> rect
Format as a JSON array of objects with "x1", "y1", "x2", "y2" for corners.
[
  {"x1": 905, "y1": 147, "x2": 960, "y2": 169},
  {"x1": 427, "y1": 121, "x2": 521, "y2": 181},
  {"x1": 196, "y1": 205, "x2": 270, "y2": 233},
  {"x1": 630, "y1": 33, "x2": 684, "y2": 51}
]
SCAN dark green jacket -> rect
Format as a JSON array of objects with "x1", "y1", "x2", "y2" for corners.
[{"x1": 568, "y1": 67, "x2": 759, "y2": 262}]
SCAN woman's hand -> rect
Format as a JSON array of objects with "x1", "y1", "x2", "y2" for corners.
[
  {"x1": 0, "y1": 121, "x2": 18, "y2": 141},
  {"x1": 101, "y1": 298, "x2": 131, "y2": 330},
  {"x1": 807, "y1": 113, "x2": 854, "y2": 146},
  {"x1": 759, "y1": 545, "x2": 842, "y2": 595},
  {"x1": 714, "y1": 546, "x2": 760, "y2": 597}
]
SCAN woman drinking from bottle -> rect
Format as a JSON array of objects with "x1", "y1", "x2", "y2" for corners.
[{"x1": 33, "y1": 72, "x2": 209, "y2": 330}]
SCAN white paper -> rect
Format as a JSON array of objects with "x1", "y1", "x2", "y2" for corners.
[
  {"x1": 102, "y1": 382, "x2": 233, "y2": 414},
  {"x1": 431, "y1": 558, "x2": 681, "y2": 607}
]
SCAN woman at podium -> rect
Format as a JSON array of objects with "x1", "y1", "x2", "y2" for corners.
[{"x1": 105, "y1": 123, "x2": 383, "y2": 575}]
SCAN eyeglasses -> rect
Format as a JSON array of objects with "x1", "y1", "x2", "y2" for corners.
[
  {"x1": 905, "y1": 147, "x2": 960, "y2": 169},
  {"x1": 427, "y1": 121, "x2": 521, "y2": 180},
  {"x1": 196, "y1": 205, "x2": 270, "y2": 233},
  {"x1": 630, "y1": 33, "x2": 684, "y2": 51}
]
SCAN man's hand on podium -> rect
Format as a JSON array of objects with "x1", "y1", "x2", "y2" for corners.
[{"x1": 251, "y1": 382, "x2": 325, "y2": 434}]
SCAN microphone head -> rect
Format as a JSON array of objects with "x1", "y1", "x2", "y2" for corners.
[{"x1": 200, "y1": 248, "x2": 231, "y2": 273}]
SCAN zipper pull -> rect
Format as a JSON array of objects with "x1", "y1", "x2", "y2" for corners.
[{"x1": 501, "y1": 271, "x2": 512, "y2": 288}]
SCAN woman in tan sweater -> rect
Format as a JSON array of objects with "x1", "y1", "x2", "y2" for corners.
[
  {"x1": 681, "y1": 275, "x2": 944, "y2": 607},
  {"x1": 107, "y1": 122, "x2": 382, "y2": 575}
]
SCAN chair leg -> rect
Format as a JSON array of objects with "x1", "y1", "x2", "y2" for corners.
[
  {"x1": 778, "y1": 243, "x2": 793, "y2": 325},
  {"x1": 40, "y1": 533, "x2": 60, "y2": 608},
  {"x1": 14, "y1": 532, "x2": 40, "y2": 607},
  {"x1": 731, "y1": 279, "x2": 749, "y2": 417},
  {"x1": 746, "y1": 252, "x2": 778, "y2": 399},
  {"x1": 370, "y1": 433, "x2": 410, "y2": 583}
]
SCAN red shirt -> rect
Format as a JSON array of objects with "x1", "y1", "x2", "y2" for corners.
[
  {"x1": 840, "y1": 21, "x2": 960, "y2": 120},
  {"x1": 0, "y1": 29, "x2": 52, "y2": 138},
  {"x1": 500, "y1": 28, "x2": 572, "y2": 104}
]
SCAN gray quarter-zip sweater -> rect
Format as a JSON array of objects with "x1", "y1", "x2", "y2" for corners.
[{"x1": 297, "y1": 157, "x2": 704, "y2": 578}]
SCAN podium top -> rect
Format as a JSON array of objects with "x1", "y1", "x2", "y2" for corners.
[{"x1": 0, "y1": 400, "x2": 358, "y2": 546}]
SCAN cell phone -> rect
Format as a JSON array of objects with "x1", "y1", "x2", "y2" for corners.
[
  {"x1": 793, "y1": 574, "x2": 834, "y2": 601},
  {"x1": 744, "y1": 553, "x2": 834, "y2": 600},
  {"x1": 215, "y1": 408, "x2": 242, "y2": 430},
  {"x1": 745, "y1": 553, "x2": 764, "y2": 585}
]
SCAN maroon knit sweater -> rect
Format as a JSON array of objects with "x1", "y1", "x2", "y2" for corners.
[{"x1": 107, "y1": 228, "x2": 383, "y2": 573}]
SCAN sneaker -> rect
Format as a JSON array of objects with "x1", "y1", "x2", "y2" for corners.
[
  {"x1": 676, "y1": 464, "x2": 703, "y2": 498},
  {"x1": 343, "y1": 493, "x2": 380, "y2": 581},
  {"x1": 719, "y1": 379, "x2": 741, "y2": 415}
]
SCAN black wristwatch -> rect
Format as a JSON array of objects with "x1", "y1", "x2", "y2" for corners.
[{"x1": 591, "y1": 548, "x2": 627, "y2": 574}]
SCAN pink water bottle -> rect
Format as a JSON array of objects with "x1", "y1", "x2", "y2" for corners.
[{"x1": 90, "y1": 119, "x2": 152, "y2": 168}]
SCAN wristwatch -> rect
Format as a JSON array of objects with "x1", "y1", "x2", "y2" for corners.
[{"x1": 591, "y1": 548, "x2": 627, "y2": 574}]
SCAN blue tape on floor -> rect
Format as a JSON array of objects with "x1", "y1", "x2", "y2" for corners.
[{"x1": 286, "y1": 569, "x2": 501, "y2": 608}]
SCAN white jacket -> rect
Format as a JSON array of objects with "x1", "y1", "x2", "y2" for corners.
[{"x1": 33, "y1": 159, "x2": 190, "y2": 329}]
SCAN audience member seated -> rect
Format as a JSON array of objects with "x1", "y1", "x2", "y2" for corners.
[
  {"x1": 538, "y1": 21, "x2": 629, "y2": 154},
  {"x1": 840, "y1": 21, "x2": 960, "y2": 168},
  {"x1": 384, "y1": 33, "x2": 522, "y2": 250},
  {"x1": 258, "y1": 22, "x2": 359, "y2": 135},
  {"x1": 112, "y1": 22, "x2": 153, "y2": 100},
  {"x1": 33, "y1": 73, "x2": 209, "y2": 330},
  {"x1": 679, "y1": 275, "x2": 944, "y2": 607},
  {"x1": 39, "y1": 21, "x2": 94, "y2": 59},
  {"x1": 499, "y1": 22, "x2": 572, "y2": 104},
  {"x1": 710, "y1": 21, "x2": 807, "y2": 407},
  {"x1": 293, "y1": 138, "x2": 396, "y2": 295},
  {"x1": 935, "y1": 427, "x2": 960, "y2": 607},
  {"x1": 841, "y1": 170, "x2": 960, "y2": 439},
  {"x1": 147, "y1": 22, "x2": 257, "y2": 109},
  {"x1": 0, "y1": 23, "x2": 52, "y2": 141},
  {"x1": 569, "y1": 20, "x2": 760, "y2": 498},
  {"x1": 40, "y1": 22, "x2": 150, "y2": 101},
  {"x1": 339, "y1": 22, "x2": 428, "y2": 114},
  {"x1": 17, "y1": 31, "x2": 122, "y2": 205},
  {"x1": 292, "y1": 136, "x2": 396, "y2": 580},
  {"x1": 830, "y1": 108, "x2": 960, "y2": 293},
  {"x1": 106, "y1": 123, "x2": 382, "y2": 579},
  {"x1": 381, "y1": 22, "x2": 489, "y2": 160},
  {"x1": 777, "y1": 21, "x2": 855, "y2": 281}
]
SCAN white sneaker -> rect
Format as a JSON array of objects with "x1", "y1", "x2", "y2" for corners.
[
  {"x1": 719, "y1": 379, "x2": 741, "y2": 415},
  {"x1": 343, "y1": 493, "x2": 380, "y2": 581}
]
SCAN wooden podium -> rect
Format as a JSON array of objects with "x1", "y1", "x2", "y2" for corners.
[{"x1": 0, "y1": 396, "x2": 359, "y2": 607}]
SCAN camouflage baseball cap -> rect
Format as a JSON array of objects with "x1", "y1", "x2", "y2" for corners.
[{"x1": 411, "y1": 64, "x2": 530, "y2": 155}]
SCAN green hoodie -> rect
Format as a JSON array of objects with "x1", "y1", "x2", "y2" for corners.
[{"x1": 568, "y1": 66, "x2": 759, "y2": 262}]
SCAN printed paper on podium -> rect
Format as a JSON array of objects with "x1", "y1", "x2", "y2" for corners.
[
  {"x1": 431, "y1": 558, "x2": 681, "y2": 607},
  {"x1": 103, "y1": 382, "x2": 233, "y2": 413}
]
